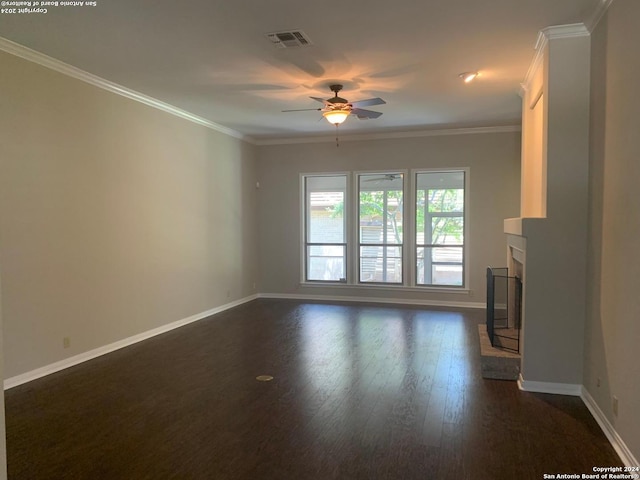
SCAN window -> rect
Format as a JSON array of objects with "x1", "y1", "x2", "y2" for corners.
[
  {"x1": 304, "y1": 175, "x2": 347, "y2": 282},
  {"x1": 358, "y1": 173, "x2": 403, "y2": 283},
  {"x1": 415, "y1": 171, "x2": 465, "y2": 286},
  {"x1": 302, "y1": 169, "x2": 467, "y2": 288}
]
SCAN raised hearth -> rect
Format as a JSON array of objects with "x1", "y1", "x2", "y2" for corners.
[{"x1": 478, "y1": 324, "x2": 520, "y2": 380}]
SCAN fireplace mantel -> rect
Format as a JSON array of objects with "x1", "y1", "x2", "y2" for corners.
[{"x1": 504, "y1": 217, "x2": 523, "y2": 236}]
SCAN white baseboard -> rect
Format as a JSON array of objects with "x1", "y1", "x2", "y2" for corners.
[
  {"x1": 4, "y1": 294, "x2": 258, "y2": 390},
  {"x1": 258, "y1": 292, "x2": 485, "y2": 309},
  {"x1": 517, "y1": 373, "x2": 582, "y2": 396},
  {"x1": 581, "y1": 387, "x2": 639, "y2": 468},
  {"x1": 517, "y1": 375, "x2": 638, "y2": 467}
]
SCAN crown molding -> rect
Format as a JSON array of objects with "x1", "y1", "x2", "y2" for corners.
[
  {"x1": 523, "y1": 38, "x2": 546, "y2": 92},
  {"x1": 253, "y1": 125, "x2": 521, "y2": 146},
  {"x1": 585, "y1": 0, "x2": 615, "y2": 32},
  {"x1": 523, "y1": 23, "x2": 590, "y2": 90},
  {"x1": 0, "y1": 38, "x2": 517, "y2": 147},
  {"x1": 539, "y1": 23, "x2": 590, "y2": 42},
  {"x1": 518, "y1": 83, "x2": 527, "y2": 98},
  {"x1": 0, "y1": 36, "x2": 249, "y2": 142}
]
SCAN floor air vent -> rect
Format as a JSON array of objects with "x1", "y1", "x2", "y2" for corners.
[{"x1": 265, "y1": 30, "x2": 313, "y2": 49}]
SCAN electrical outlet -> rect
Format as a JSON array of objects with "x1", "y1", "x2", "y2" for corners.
[
  {"x1": 612, "y1": 396, "x2": 619, "y2": 416},
  {"x1": 252, "y1": 282, "x2": 256, "y2": 290},
  {"x1": 226, "y1": 290, "x2": 231, "y2": 298},
  {"x1": 596, "y1": 377, "x2": 601, "y2": 387},
  {"x1": 63, "y1": 337, "x2": 70, "y2": 349}
]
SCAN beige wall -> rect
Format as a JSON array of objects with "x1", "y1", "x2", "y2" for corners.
[
  {"x1": 0, "y1": 51, "x2": 259, "y2": 379},
  {"x1": 0, "y1": 271, "x2": 6, "y2": 479},
  {"x1": 257, "y1": 132, "x2": 521, "y2": 305},
  {"x1": 585, "y1": 0, "x2": 640, "y2": 461}
]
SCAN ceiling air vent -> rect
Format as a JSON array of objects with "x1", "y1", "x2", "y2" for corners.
[{"x1": 265, "y1": 30, "x2": 313, "y2": 49}]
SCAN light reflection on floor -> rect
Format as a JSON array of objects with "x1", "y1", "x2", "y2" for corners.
[{"x1": 296, "y1": 303, "x2": 475, "y2": 443}]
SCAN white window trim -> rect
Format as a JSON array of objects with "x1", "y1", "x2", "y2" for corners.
[
  {"x1": 354, "y1": 169, "x2": 408, "y2": 286},
  {"x1": 300, "y1": 171, "x2": 350, "y2": 284},
  {"x1": 299, "y1": 281, "x2": 471, "y2": 295},
  {"x1": 300, "y1": 167, "x2": 470, "y2": 289},
  {"x1": 411, "y1": 167, "x2": 470, "y2": 289}
]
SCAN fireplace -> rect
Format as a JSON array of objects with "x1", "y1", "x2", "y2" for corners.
[{"x1": 486, "y1": 266, "x2": 522, "y2": 353}]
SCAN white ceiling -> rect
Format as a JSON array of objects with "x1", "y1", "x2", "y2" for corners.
[{"x1": 0, "y1": 0, "x2": 601, "y2": 141}]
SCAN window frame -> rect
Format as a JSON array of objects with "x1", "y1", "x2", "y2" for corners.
[
  {"x1": 300, "y1": 168, "x2": 470, "y2": 291},
  {"x1": 412, "y1": 168, "x2": 469, "y2": 288},
  {"x1": 355, "y1": 170, "x2": 407, "y2": 285},
  {"x1": 301, "y1": 172, "x2": 349, "y2": 284}
]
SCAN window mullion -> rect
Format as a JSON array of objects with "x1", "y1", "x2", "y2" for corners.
[
  {"x1": 350, "y1": 172, "x2": 358, "y2": 285},
  {"x1": 382, "y1": 191, "x2": 388, "y2": 282},
  {"x1": 426, "y1": 203, "x2": 433, "y2": 284}
]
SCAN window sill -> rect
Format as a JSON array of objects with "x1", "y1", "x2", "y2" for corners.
[{"x1": 300, "y1": 282, "x2": 470, "y2": 295}]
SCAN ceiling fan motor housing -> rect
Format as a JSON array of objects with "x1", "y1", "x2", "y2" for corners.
[
  {"x1": 328, "y1": 84, "x2": 348, "y2": 105},
  {"x1": 328, "y1": 97, "x2": 349, "y2": 106}
]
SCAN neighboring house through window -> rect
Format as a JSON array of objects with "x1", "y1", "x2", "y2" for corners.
[{"x1": 303, "y1": 175, "x2": 347, "y2": 282}]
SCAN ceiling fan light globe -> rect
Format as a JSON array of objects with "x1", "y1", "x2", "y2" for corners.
[{"x1": 323, "y1": 110, "x2": 349, "y2": 125}]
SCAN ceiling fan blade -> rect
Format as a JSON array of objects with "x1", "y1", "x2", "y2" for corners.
[
  {"x1": 363, "y1": 174, "x2": 398, "y2": 182},
  {"x1": 352, "y1": 108, "x2": 383, "y2": 119},
  {"x1": 282, "y1": 108, "x2": 322, "y2": 112},
  {"x1": 350, "y1": 97, "x2": 386, "y2": 108},
  {"x1": 310, "y1": 96, "x2": 328, "y2": 103}
]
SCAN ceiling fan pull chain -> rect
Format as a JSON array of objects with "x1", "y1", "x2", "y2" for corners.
[{"x1": 336, "y1": 125, "x2": 339, "y2": 147}]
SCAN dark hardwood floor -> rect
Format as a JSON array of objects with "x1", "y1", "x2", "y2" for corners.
[{"x1": 5, "y1": 299, "x2": 622, "y2": 479}]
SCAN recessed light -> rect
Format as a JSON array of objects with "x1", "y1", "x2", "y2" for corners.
[{"x1": 459, "y1": 71, "x2": 479, "y2": 83}]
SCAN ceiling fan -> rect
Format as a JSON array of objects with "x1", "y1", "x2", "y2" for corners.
[
  {"x1": 362, "y1": 174, "x2": 401, "y2": 182},
  {"x1": 282, "y1": 84, "x2": 386, "y2": 125}
]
